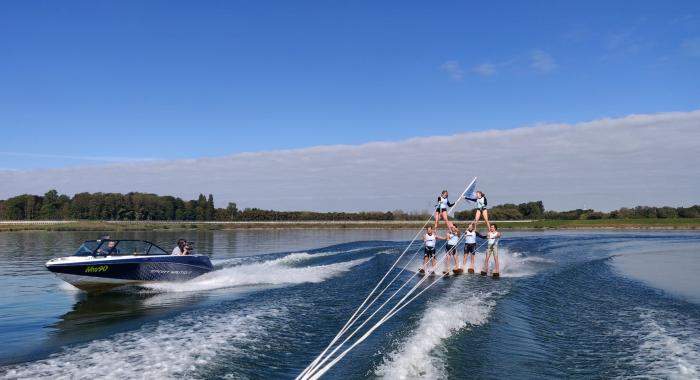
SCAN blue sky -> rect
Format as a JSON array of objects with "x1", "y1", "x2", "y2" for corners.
[{"x1": 1, "y1": 0, "x2": 699, "y2": 170}]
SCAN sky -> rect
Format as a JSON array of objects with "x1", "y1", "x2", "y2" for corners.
[
  {"x1": 1, "y1": 1, "x2": 699, "y2": 210},
  {"x1": 2, "y1": 110, "x2": 699, "y2": 211}
]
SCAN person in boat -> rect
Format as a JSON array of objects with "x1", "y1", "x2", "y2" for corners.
[
  {"x1": 481, "y1": 224, "x2": 502, "y2": 278},
  {"x1": 443, "y1": 226, "x2": 461, "y2": 275},
  {"x1": 421, "y1": 226, "x2": 445, "y2": 273},
  {"x1": 434, "y1": 190, "x2": 455, "y2": 230},
  {"x1": 172, "y1": 239, "x2": 191, "y2": 256},
  {"x1": 460, "y1": 222, "x2": 486, "y2": 274},
  {"x1": 471, "y1": 191, "x2": 490, "y2": 228},
  {"x1": 97, "y1": 240, "x2": 120, "y2": 255}
]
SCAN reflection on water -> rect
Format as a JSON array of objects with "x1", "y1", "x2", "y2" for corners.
[{"x1": 51, "y1": 291, "x2": 208, "y2": 341}]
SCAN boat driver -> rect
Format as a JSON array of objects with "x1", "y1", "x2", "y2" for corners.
[
  {"x1": 172, "y1": 239, "x2": 191, "y2": 256},
  {"x1": 97, "y1": 240, "x2": 120, "y2": 255}
]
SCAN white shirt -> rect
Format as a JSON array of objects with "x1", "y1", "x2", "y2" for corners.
[
  {"x1": 447, "y1": 233, "x2": 459, "y2": 246},
  {"x1": 488, "y1": 232, "x2": 499, "y2": 246},
  {"x1": 172, "y1": 246, "x2": 184, "y2": 255},
  {"x1": 424, "y1": 233, "x2": 436, "y2": 248},
  {"x1": 464, "y1": 230, "x2": 476, "y2": 244}
]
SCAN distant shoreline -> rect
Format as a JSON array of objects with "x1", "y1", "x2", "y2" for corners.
[{"x1": 0, "y1": 219, "x2": 698, "y2": 232}]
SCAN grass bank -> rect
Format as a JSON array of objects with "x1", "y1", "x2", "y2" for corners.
[
  {"x1": 1, "y1": 219, "x2": 699, "y2": 232},
  {"x1": 497, "y1": 218, "x2": 700, "y2": 230}
]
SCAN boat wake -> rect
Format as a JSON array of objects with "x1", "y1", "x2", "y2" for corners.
[
  {"x1": 376, "y1": 247, "x2": 547, "y2": 379},
  {"x1": 375, "y1": 290, "x2": 496, "y2": 379},
  {"x1": 3, "y1": 250, "x2": 373, "y2": 379},
  {"x1": 210, "y1": 250, "x2": 339, "y2": 267},
  {"x1": 2, "y1": 301, "x2": 290, "y2": 380},
  {"x1": 622, "y1": 308, "x2": 700, "y2": 379},
  {"x1": 498, "y1": 250, "x2": 554, "y2": 277},
  {"x1": 144, "y1": 252, "x2": 371, "y2": 293}
]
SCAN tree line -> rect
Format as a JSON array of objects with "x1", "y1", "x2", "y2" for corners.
[
  {"x1": 0, "y1": 190, "x2": 698, "y2": 221},
  {"x1": 455, "y1": 201, "x2": 700, "y2": 220},
  {"x1": 0, "y1": 190, "x2": 413, "y2": 221}
]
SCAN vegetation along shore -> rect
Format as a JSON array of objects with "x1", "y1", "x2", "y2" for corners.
[
  {"x1": 1, "y1": 219, "x2": 698, "y2": 232},
  {"x1": 1, "y1": 190, "x2": 698, "y2": 231}
]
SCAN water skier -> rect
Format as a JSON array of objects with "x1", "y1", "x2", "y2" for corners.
[
  {"x1": 421, "y1": 226, "x2": 445, "y2": 274},
  {"x1": 481, "y1": 224, "x2": 502, "y2": 278},
  {"x1": 461, "y1": 222, "x2": 486, "y2": 274},
  {"x1": 443, "y1": 226, "x2": 460, "y2": 275},
  {"x1": 434, "y1": 190, "x2": 455, "y2": 230},
  {"x1": 471, "y1": 191, "x2": 490, "y2": 228}
]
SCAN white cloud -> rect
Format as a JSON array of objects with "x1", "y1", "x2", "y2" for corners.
[
  {"x1": 439, "y1": 60, "x2": 464, "y2": 81},
  {"x1": 1, "y1": 110, "x2": 699, "y2": 212},
  {"x1": 530, "y1": 50, "x2": 557, "y2": 73},
  {"x1": 472, "y1": 63, "x2": 496, "y2": 76}
]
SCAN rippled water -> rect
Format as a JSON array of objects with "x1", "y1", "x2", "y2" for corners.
[{"x1": 0, "y1": 229, "x2": 698, "y2": 379}]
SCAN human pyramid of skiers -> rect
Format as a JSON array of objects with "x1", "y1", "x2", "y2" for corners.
[{"x1": 421, "y1": 189, "x2": 502, "y2": 278}]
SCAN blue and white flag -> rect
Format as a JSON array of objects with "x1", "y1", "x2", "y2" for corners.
[{"x1": 463, "y1": 177, "x2": 478, "y2": 202}]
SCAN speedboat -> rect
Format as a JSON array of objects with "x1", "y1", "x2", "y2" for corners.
[{"x1": 46, "y1": 239, "x2": 213, "y2": 291}]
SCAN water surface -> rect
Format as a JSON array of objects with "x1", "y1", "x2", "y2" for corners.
[{"x1": 0, "y1": 229, "x2": 698, "y2": 379}]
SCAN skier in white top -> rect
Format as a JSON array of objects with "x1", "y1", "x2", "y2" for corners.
[
  {"x1": 434, "y1": 190, "x2": 455, "y2": 230},
  {"x1": 480, "y1": 224, "x2": 502, "y2": 278},
  {"x1": 460, "y1": 222, "x2": 487, "y2": 274},
  {"x1": 469, "y1": 190, "x2": 490, "y2": 228},
  {"x1": 443, "y1": 226, "x2": 461, "y2": 275},
  {"x1": 420, "y1": 226, "x2": 446, "y2": 274}
]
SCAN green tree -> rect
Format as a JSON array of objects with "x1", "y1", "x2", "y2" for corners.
[
  {"x1": 24, "y1": 195, "x2": 41, "y2": 220},
  {"x1": 40, "y1": 189, "x2": 60, "y2": 219},
  {"x1": 196, "y1": 194, "x2": 207, "y2": 221},
  {"x1": 518, "y1": 201, "x2": 544, "y2": 219},
  {"x1": 2, "y1": 196, "x2": 26, "y2": 220},
  {"x1": 226, "y1": 202, "x2": 238, "y2": 220},
  {"x1": 207, "y1": 194, "x2": 215, "y2": 220}
]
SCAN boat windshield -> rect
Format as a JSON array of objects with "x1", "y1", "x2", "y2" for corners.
[
  {"x1": 74, "y1": 241, "x2": 100, "y2": 256},
  {"x1": 108, "y1": 240, "x2": 168, "y2": 256},
  {"x1": 74, "y1": 240, "x2": 169, "y2": 256}
]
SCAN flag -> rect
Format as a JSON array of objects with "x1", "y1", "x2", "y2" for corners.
[{"x1": 463, "y1": 177, "x2": 477, "y2": 202}]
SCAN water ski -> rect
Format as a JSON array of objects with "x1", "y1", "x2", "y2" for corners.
[
  {"x1": 452, "y1": 268, "x2": 464, "y2": 275},
  {"x1": 467, "y1": 268, "x2": 475, "y2": 274}
]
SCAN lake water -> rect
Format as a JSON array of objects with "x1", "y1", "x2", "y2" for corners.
[{"x1": 0, "y1": 229, "x2": 699, "y2": 379}]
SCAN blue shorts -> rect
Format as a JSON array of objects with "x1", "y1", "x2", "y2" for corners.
[{"x1": 464, "y1": 243, "x2": 476, "y2": 254}]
